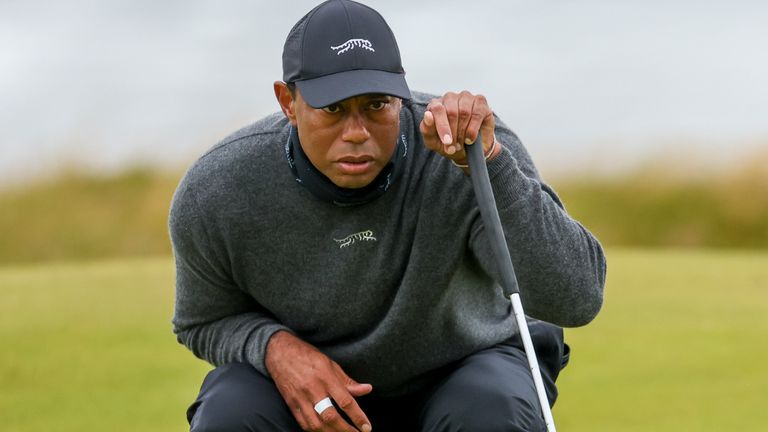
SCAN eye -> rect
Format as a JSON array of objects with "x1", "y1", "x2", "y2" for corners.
[
  {"x1": 369, "y1": 100, "x2": 387, "y2": 111},
  {"x1": 322, "y1": 104, "x2": 342, "y2": 114}
]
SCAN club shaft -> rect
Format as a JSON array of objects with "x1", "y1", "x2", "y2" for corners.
[
  {"x1": 511, "y1": 293, "x2": 557, "y2": 431},
  {"x1": 466, "y1": 138, "x2": 557, "y2": 432}
]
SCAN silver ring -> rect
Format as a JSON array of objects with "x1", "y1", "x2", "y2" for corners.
[{"x1": 313, "y1": 397, "x2": 333, "y2": 415}]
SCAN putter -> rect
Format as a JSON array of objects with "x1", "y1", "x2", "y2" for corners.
[{"x1": 466, "y1": 136, "x2": 557, "y2": 432}]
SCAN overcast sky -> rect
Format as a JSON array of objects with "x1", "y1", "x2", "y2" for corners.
[{"x1": 1, "y1": 0, "x2": 766, "y2": 183}]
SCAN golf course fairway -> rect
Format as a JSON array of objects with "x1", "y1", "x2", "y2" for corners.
[{"x1": 1, "y1": 248, "x2": 766, "y2": 431}]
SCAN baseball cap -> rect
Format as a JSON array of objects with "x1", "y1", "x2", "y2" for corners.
[{"x1": 282, "y1": 0, "x2": 412, "y2": 108}]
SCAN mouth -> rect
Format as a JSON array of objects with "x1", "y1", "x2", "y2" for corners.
[{"x1": 335, "y1": 155, "x2": 375, "y2": 175}]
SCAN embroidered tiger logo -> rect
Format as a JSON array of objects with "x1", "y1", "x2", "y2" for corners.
[{"x1": 331, "y1": 39, "x2": 375, "y2": 55}]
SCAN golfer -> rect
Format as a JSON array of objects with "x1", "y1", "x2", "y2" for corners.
[{"x1": 169, "y1": 1, "x2": 606, "y2": 431}]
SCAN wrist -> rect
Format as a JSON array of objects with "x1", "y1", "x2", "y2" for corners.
[
  {"x1": 485, "y1": 137, "x2": 502, "y2": 161},
  {"x1": 265, "y1": 330, "x2": 292, "y2": 372},
  {"x1": 451, "y1": 137, "x2": 500, "y2": 168}
]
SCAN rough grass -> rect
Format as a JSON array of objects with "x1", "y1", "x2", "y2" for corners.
[
  {"x1": 1, "y1": 249, "x2": 766, "y2": 431},
  {"x1": 556, "y1": 168, "x2": 768, "y2": 248},
  {"x1": 1, "y1": 161, "x2": 767, "y2": 264},
  {"x1": 0, "y1": 168, "x2": 180, "y2": 264}
]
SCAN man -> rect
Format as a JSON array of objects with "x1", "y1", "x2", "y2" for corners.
[{"x1": 169, "y1": 1, "x2": 606, "y2": 431}]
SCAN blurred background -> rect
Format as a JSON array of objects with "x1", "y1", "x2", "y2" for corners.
[{"x1": 1, "y1": 1, "x2": 766, "y2": 431}]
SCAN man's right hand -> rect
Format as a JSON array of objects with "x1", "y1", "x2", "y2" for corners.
[{"x1": 265, "y1": 331, "x2": 373, "y2": 432}]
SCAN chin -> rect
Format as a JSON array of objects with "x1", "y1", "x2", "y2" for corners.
[
  {"x1": 334, "y1": 179, "x2": 372, "y2": 189},
  {"x1": 332, "y1": 175, "x2": 376, "y2": 189}
]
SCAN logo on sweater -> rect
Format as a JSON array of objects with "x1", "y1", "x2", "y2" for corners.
[
  {"x1": 334, "y1": 230, "x2": 376, "y2": 248},
  {"x1": 331, "y1": 39, "x2": 375, "y2": 55}
]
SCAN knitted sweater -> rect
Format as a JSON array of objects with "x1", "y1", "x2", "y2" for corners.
[{"x1": 169, "y1": 91, "x2": 606, "y2": 395}]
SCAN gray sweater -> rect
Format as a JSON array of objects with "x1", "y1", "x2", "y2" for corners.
[{"x1": 169, "y1": 91, "x2": 606, "y2": 395}]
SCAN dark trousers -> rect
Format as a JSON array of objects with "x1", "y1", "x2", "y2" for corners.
[{"x1": 187, "y1": 322, "x2": 568, "y2": 432}]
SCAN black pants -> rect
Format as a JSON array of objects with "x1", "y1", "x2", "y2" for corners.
[{"x1": 187, "y1": 322, "x2": 568, "y2": 432}]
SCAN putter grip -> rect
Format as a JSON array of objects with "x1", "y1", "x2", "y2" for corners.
[{"x1": 466, "y1": 136, "x2": 520, "y2": 296}]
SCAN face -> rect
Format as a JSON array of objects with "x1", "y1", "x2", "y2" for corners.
[{"x1": 275, "y1": 83, "x2": 402, "y2": 189}]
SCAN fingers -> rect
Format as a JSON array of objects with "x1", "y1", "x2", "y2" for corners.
[
  {"x1": 313, "y1": 402, "x2": 360, "y2": 432},
  {"x1": 290, "y1": 380, "x2": 371, "y2": 432},
  {"x1": 329, "y1": 387, "x2": 372, "y2": 432},
  {"x1": 346, "y1": 382, "x2": 373, "y2": 397},
  {"x1": 265, "y1": 333, "x2": 372, "y2": 432},
  {"x1": 419, "y1": 91, "x2": 495, "y2": 162},
  {"x1": 422, "y1": 103, "x2": 453, "y2": 150},
  {"x1": 453, "y1": 91, "x2": 476, "y2": 150},
  {"x1": 334, "y1": 367, "x2": 373, "y2": 430},
  {"x1": 298, "y1": 390, "x2": 370, "y2": 432},
  {"x1": 290, "y1": 393, "x2": 366, "y2": 432},
  {"x1": 464, "y1": 94, "x2": 493, "y2": 148}
]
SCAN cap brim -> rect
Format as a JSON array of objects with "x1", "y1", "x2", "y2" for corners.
[{"x1": 295, "y1": 69, "x2": 411, "y2": 108}]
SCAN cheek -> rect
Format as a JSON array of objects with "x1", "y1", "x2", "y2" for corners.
[
  {"x1": 378, "y1": 129, "x2": 400, "y2": 154},
  {"x1": 297, "y1": 123, "x2": 337, "y2": 166},
  {"x1": 371, "y1": 115, "x2": 401, "y2": 150}
]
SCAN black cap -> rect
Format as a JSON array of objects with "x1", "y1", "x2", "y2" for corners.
[{"x1": 282, "y1": 0, "x2": 411, "y2": 108}]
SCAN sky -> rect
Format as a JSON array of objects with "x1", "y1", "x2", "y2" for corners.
[{"x1": 1, "y1": 0, "x2": 766, "y2": 184}]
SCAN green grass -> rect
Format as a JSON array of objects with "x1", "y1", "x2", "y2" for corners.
[
  {"x1": 554, "y1": 249, "x2": 768, "y2": 431},
  {"x1": 0, "y1": 256, "x2": 210, "y2": 432},
  {"x1": 1, "y1": 249, "x2": 766, "y2": 431}
]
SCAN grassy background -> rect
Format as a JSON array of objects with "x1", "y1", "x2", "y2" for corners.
[
  {"x1": 1, "y1": 160, "x2": 766, "y2": 430},
  {"x1": 1, "y1": 250, "x2": 766, "y2": 431},
  {"x1": 0, "y1": 169, "x2": 180, "y2": 264},
  {"x1": 555, "y1": 249, "x2": 768, "y2": 431},
  {"x1": 1, "y1": 160, "x2": 767, "y2": 264},
  {"x1": 0, "y1": 257, "x2": 210, "y2": 432}
]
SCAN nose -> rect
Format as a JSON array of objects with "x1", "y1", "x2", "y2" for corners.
[{"x1": 341, "y1": 112, "x2": 370, "y2": 144}]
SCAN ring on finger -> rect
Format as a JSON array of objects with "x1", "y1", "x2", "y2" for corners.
[{"x1": 313, "y1": 397, "x2": 333, "y2": 415}]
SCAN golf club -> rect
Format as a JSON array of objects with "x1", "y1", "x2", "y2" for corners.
[{"x1": 466, "y1": 136, "x2": 557, "y2": 432}]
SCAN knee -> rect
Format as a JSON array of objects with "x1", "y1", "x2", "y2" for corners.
[
  {"x1": 191, "y1": 408, "x2": 251, "y2": 432},
  {"x1": 189, "y1": 363, "x2": 294, "y2": 432},
  {"x1": 190, "y1": 398, "x2": 260, "y2": 432},
  {"x1": 192, "y1": 411, "x2": 283, "y2": 432},
  {"x1": 424, "y1": 389, "x2": 546, "y2": 432}
]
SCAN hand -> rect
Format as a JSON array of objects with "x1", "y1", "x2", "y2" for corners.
[
  {"x1": 265, "y1": 331, "x2": 373, "y2": 432},
  {"x1": 419, "y1": 91, "x2": 500, "y2": 168}
]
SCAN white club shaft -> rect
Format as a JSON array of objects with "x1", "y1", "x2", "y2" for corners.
[{"x1": 510, "y1": 293, "x2": 557, "y2": 432}]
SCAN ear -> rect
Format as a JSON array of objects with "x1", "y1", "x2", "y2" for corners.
[{"x1": 274, "y1": 81, "x2": 298, "y2": 125}]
